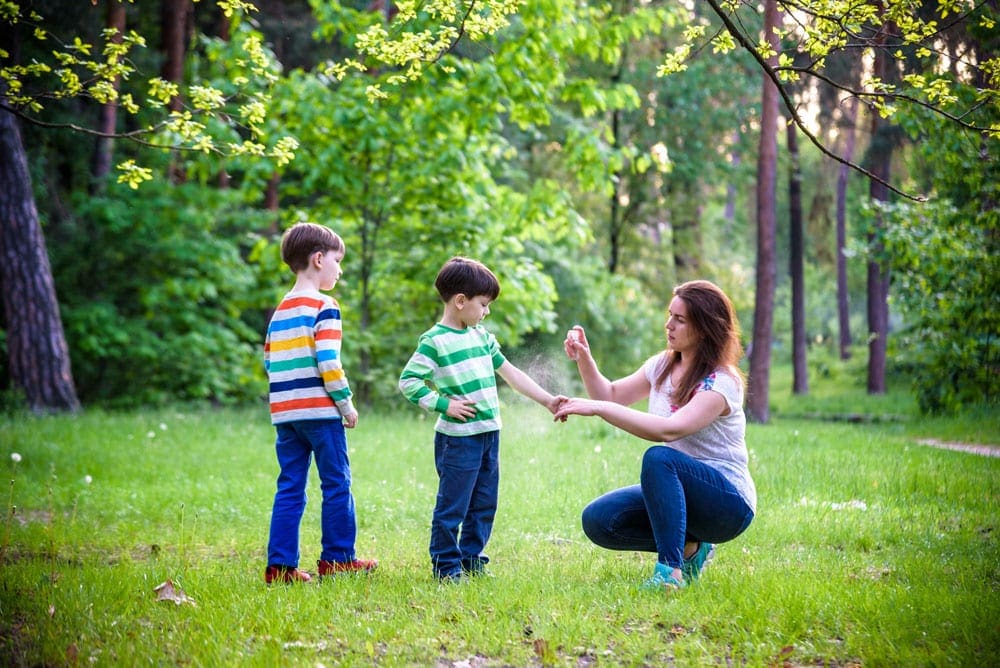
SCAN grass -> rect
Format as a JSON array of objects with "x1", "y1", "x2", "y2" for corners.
[{"x1": 0, "y1": 367, "x2": 998, "y2": 666}]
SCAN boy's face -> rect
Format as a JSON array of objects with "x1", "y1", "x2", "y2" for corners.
[
  {"x1": 317, "y1": 248, "x2": 345, "y2": 291},
  {"x1": 457, "y1": 294, "x2": 492, "y2": 328}
]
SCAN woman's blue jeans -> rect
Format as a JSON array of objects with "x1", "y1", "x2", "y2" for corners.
[
  {"x1": 581, "y1": 445, "x2": 754, "y2": 570},
  {"x1": 430, "y1": 431, "x2": 500, "y2": 577},
  {"x1": 267, "y1": 419, "x2": 357, "y2": 567}
]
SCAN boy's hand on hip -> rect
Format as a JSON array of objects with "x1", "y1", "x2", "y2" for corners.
[{"x1": 445, "y1": 398, "x2": 477, "y2": 422}]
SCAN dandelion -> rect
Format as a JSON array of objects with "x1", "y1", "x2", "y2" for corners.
[
  {"x1": 147, "y1": 431, "x2": 156, "y2": 439},
  {"x1": 159, "y1": 423, "x2": 168, "y2": 431},
  {"x1": 593, "y1": 445, "x2": 602, "y2": 453},
  {"x1": 10, "y1": 453, "x2": 21, "y2": 463},
  {"x1": 84, "y1": 475, "x2": 93, "y2": 485}
]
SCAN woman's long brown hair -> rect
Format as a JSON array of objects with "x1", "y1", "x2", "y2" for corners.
[{"x1": 653, "y1": 280, "x2": 745, "y2": 406}]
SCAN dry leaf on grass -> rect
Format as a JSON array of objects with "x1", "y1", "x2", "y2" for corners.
[{"x1": 153, "y1": 579, "x2": 196, "y2": 606}]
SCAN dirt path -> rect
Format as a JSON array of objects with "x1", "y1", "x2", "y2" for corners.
[{"x1": 917, "y1": 439, "x2": 1000, "y2": 458}]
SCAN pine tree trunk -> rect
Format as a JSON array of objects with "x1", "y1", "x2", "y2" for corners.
[
  {"x1": 787, "y1": 122, "x2": 808, "y2": 394},
  {"x1": 865, "y1": 24, "x2": 896, "y2": 396},
  {"x1": 835, "y1": 97, "x2": 857, "y2": 360},
  {"x1": 0, "y1": 104, "x2": 80, "y2": 412},
  {"x1": 747, "y1": 0, "x2": 781, "y2": 423}
]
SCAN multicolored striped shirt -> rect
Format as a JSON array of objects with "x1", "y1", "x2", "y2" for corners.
[
  {"x1": 398, "y1": 323, "x2": 507, "y2": 437},
  {"x1": 264, "y1": 289, "x2": 355, "y2": 425}
]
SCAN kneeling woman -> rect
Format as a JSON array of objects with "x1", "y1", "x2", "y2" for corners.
[{"x1": 555, "y1": 280, "x2": 756, "y2": 590}]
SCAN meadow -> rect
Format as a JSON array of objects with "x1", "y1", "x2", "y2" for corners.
[{"x1": 1, "y1": 366, "x2": 998, "y2": 667}]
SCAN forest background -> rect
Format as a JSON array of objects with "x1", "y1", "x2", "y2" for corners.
[{"x1": 0, "y1": 0, "x2": 997, "y2": 419}]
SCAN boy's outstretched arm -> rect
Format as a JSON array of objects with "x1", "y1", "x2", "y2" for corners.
[{"x1": 496, "y1": 361, "x2": 567, "y2": 414}]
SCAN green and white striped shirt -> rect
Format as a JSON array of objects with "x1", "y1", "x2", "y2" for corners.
[{"x1": 398, "y1": 323, "x2": 507, "y2": 437}]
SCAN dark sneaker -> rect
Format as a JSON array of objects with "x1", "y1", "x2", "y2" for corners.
[
  {"x1": 462, "y1": 558, "x2": 492, "y2": 577},
  {"x1": 437, "y1": 571, "x2": 467, "y2": 584},
  {"x1": 265, "y1": 565, "x2": 312, "y2": 584},
  {"x1": 317, "y1": 558, "x2": 378, "y2": 576},
  {"x1": 640, "y1": 562, "x2": 685, "y2": 591},
  {"x1": 682, "y1": 542, "x2": 715, "y2": 582}
]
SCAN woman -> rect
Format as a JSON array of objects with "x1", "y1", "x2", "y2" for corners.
[{"x1": 554, "y1": 280, "x2": 756, "y2": 590}]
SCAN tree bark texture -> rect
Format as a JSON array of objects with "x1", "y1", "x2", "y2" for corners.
[
  {"x1": 835, "y1": 96, "x2": 857, "y2": 360},
  {"x1": 0, "y1": 104, "x2": 81, "y2": 412},
  {"x1": 864, "y1": 23, "x2": 897, "y2": 395},
  {"x1": 747, "y1": 0, "x2": 781, "y2": 423},
  {"x1": 787, "y1": 121, "x2": 808, "y2": 394}
]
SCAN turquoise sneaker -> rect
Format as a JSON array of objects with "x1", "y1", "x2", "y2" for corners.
[
  {"x1": 640, "y1": 562, "x2": 685, "y2": 591},
  {"x1": 682, "y1": 542, "x2": 715, "y2": 582}
]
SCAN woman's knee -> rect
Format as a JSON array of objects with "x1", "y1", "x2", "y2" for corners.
[
  {"x1": 581, "y1": 498, "x2": 624, "y2": 548},
  {"x1": 641, "y1": 444, "x2": 684, "y2": 469},
  {"x1": 580, "y1": 500, "x2": 604, "y2": 543}
]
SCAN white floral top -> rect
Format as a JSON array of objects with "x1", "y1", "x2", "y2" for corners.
[{"x1": 643, "y1": 354, "x2": 757, "y2": 512}]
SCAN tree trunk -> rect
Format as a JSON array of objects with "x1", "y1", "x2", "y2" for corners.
[
  {"x1": 746, "y1": 0, "x2": 781, "y2": 423},
  {"x1": 864, "y1": 25, "x2": 896, "y2": 395},
  {"x1": 787, "y1": 121, "x2": 808, "y2": 394},
  {"x1": 161, "y1": 0, "x2": 192, "y2": 183},
  {"x1": 161, "y1": 0, "x2": 191, "y2": 113},
  {"x1": 835, "y1": 96, "x2": 857, "y2": 360},
  {"x1": 672, "y1": 186, "x2": 703, "y2": 281},
  {"x1": 0, "y1": 103, "x2": 80, "y2": 412},
  {"x1": 608, "y1": 107, "x2": 622, "y2": 274},
  {"x1": 90, "y1": 0, "x2": 127, "y2": 192}
]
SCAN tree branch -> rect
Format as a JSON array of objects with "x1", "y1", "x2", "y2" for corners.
[
  {"x1": 701, "y1": 0, "x2": 928, "y2": 202},
  {"x1": 1, "y1": 101, "x2": 231, "y2": 155}
]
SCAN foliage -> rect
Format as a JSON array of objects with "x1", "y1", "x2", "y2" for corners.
[
  {"x1": 858, "y1": 71, "x2": 1000, "y2": 414},
  {"x1": 0, "y1": 398, "x2": 997, "y2": 665},
  {"x1": 1, "y1": 1, "x2": 297, "y2": 188},
  {"x1": 6, "y1": 0, "x2": 993, "y2": 416},
  {"x1": 682, "y1": 0, "x2": 999, "y2": 202},
  {"x1": 864, "y1": 198, "x2": 999, "y2": 414},
  {"x1": 47, "y1": 177, "x2": 274, "y2": 406}
]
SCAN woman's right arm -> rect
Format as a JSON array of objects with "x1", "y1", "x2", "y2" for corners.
[{"x1": 565, "y1": 326, "x2": 650, "y2": 406}]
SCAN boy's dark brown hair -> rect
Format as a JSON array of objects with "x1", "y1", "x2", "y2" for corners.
[
  {"x1": 280, "y1": 222, "x2": 344, "y2": 272},
  {"x1": 434, "y1": 256, "x2": 501, "y2": 302}
]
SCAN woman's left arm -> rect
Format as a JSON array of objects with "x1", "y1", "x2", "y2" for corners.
[{"x1": 554, "y1": 390, "x2": 727, "y2": 443}]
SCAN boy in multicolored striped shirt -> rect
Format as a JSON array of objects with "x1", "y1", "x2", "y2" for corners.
[
  {"x1": 399, "y1": 256, "x2": 566, "y2": 581},
  {"x1": 262, "y1": 222, "x2": 377, "y2": 584}
]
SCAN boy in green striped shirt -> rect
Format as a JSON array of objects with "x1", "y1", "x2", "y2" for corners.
[{"x1": 399, "y1": 257, "x2": 566, "y2": 581}]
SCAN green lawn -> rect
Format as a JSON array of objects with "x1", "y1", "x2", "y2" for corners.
[{"x1": 1, "y1": 378, "x2": 997, "y2": 666}]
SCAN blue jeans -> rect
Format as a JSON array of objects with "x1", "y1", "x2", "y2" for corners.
[
  {"x1": 581, "y1": 445, "x2": 754, "y2": 570},
  {"x1": 430, "y1": 431, "x2": 500, "y2": 577},
  {"x1": 267, "y1": 419, "x2": 357, "y2": 567}
]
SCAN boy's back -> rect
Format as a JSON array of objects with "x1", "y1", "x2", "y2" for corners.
[{"x1": 265, "y1": 289, "x2": 354, "y2": 424}]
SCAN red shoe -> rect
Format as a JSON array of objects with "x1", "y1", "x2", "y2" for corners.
[
  {"x1": 264, "y1": 565, "x2": 313, "y2": 584},
  {"x1": 317, "y1": 558, "x2": 379, "y2": 576}
]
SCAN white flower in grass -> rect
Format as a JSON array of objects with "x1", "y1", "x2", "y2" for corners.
[
  {"x1": 11, "y1": 453, "x2": 21, "y2": 463},
  {"x1": 594, "y1": 445, "x2": 602, "y2": 453},
  {"x1": 84, "y1": 475, "x2": 93, "y2": 485},
  {"x1": 831, "y1": 500, "x2": 868, "y2": 511},
  {"x1": 147, "y1": 431, "x2": 156, "y2": 439},
  {"x1": 159, "y1": 423, "x2": 168, "y2": 431}
]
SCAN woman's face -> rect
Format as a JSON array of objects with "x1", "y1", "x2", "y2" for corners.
[{"x1": 664, "y1": 296, "x2": 700, "y2": 355}]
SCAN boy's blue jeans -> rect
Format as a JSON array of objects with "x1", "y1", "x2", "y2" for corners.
[
  {"x1": 267, "y1": 419, "x2": 357, "y2": 568},
  {"x1": 430, "y1": 431, "x2": 499, "y2": 578},
  {"x1": 581, "y1": 445, "x2": 754, "y2": 570}
]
